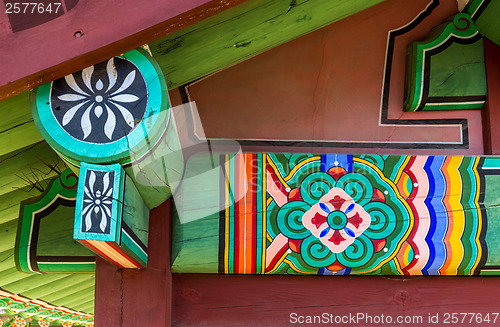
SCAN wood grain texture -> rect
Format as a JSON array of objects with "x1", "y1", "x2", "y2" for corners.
[
  {"x1": 150, "y1": 0, "x2": 386, "y2": 90},
  {"x1": 94, "y1": 200, "x2": 172, "y2": 327},
  {"x1": 0, "y1": 0, "x2": 249, "y2": 101},
  {"x1": 0, "y1": 141, "x2": 63, "y2": 197},
  {"x1": 482, "y1": 38, "x2": 500, "y2": 154},
  {"x1": 172, "y1": 273, "x2": 500, "y2": 327},
  {"x1": 0, "y1": 92, "x2": 42, "y2": 157}
]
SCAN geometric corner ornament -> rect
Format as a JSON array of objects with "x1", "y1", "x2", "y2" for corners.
[
  {"x1": 30, "y1": 47, "x2": 171, "y2": 166},
  {"x1": 15, "y1": 169, "x2": 95, "y2": 274},
  {"x1": 0, "y1": 291, "x2": 94, "y2": 327},
  {"x1": 404, "y1": 13, "x2": 486, "y2": 111},
  {"x1": 74, "y1": 163, "x2": 149, "y2": 269},
  {"x1": 30, "y1": 46, "x2": 183, "y2": 268},
  {"x1": 30, "y1": 46, "x2": 184, "y2": 209},
  {"x1": 172, "y1": 152, "x2": 500, "y2": 276}
]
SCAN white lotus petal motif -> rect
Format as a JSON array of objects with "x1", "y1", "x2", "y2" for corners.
[
  {"x1": 64, "y1": 74, "x2": 89, "y2": 96},
  {"x1": 82, "y1": 66, "x2": 94, "y2": 92},
  {"x1": 94, "y1": 206, "x2": 100, "y2": 214},
  {"x1": 88, "y1": 171, "x2": 96, "y2": 193},
  {"x1": 110, "y1": 94, "x2": 139, "y2": 103},
  {"x1": 84, "y1": 209, "x2": 93, "y2": 232},
  {"x1": 106, "y1": 58, "x2": 118, "y2": 92},
  {"x1": 94, "y1": 105, "x2": 103, "y2": 118},
  {"x1": 102, "y1": 204, "x2": 111, "y2": 218},
  {"x1": 62, "y1": 100, "x2": 90, "y2": 126},
  {"x1": 104, "y1": 105, "x2": 116, "y2": 140},
  {"x1": 81, "y1": 106, "x2": 93, "y2": 139},
  {"x1": 111, "y1": 70, "x2": 136, "y2": 95},
  {"x1": 96, "y1": 79, "x2": 104, "y2": 91},
  {"x1": 58, "y1": 94, "x2": 87, "y2": 102},
  {"x1": 102, "y1": 172, "x2": 110, "y2": 194},
  {"x1": 110, "y1": 101, "x2": 135, "y2": 128},
  {"x1": 100, "y1": 215, "x2": 107, "y2": 233},
  {"x1": 103, "y1": 199, "x2": 112, "y2": 205},
  {"x1": 105, "y1": 187, "x2": 113, "y2": 197}
]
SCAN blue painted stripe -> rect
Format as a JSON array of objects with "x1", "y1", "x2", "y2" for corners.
[
  {"x1": 423, "y1": 156, "x2": 447, "y2": 275},
  {"x1": 320, "y1": 154, "x2": 353, "y2": 172}
]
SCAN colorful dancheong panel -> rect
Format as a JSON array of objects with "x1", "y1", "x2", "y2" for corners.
[{"x1": 172, "y1": 153, "x2": 500, "y2": 276}]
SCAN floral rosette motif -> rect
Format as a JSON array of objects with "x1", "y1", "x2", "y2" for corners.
[
  {"x1": 275, "y1": 159, "x2": 412, "y2": 274},
  {"x1": 51, "y1": 57, "x2": 147, "y2": 143}
]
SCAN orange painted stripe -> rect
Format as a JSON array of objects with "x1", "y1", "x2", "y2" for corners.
[
  {"x1": 244, "y1": 154, "x2": 256, "y2": 274},
  {"x1": 440, "y1": 157, "x2": 454, "y2": 274},
  {"x1": 83, "y1": 240, "x2": 140, "y2": 269}
]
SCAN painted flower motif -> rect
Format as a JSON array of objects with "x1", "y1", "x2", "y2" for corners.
[
  {"x1": 38, "y1": 318, "x2": 51, "y2": 327},
  {"x1": 302, "y1": 188, "x2": 371, "y2": 253},
  {"x1": 51, "y1": 57, "x2": 147, "y2": 143},
  {"x1": 12, "y1": 316, "x2": 27, "y2": 327},
  {"x1": 61, "y1": 321, "x2": 73, "y2": 327},
  {"x1": 82, "y1": 171, "x2": 113, "y2": 233}
]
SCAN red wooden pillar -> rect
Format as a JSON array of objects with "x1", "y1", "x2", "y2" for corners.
[
  {"x1": 482, "y1": 38, "x2": 500, "y2": 154},
  {"x1": 94, "y1": 200, "x2": 172, "y2": 326}
]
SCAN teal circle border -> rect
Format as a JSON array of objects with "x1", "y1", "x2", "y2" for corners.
[{"x1": 31, "y1": 48, "x2": 170, "y2": 165}]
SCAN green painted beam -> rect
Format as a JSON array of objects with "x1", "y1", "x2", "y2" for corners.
[
  {"x1": 150, "y1": 0, "x2": 386, "y2": 89},
  {"x1": 0, "y1": 92, "x2": 43, "y2": 157},
  {"x1": 0, "y1": 142, "x2": 64, "y2": 197},
  {"x1": 0, "y1": 221, "x2": 19, "y2": 254},
  {"x1": 72, "y1": 301, "x2": 95, "y2": 315},
  {"x1": 51, "y1": 286, "x2": 95, "y2": 308},
  {"x1": 465, "y1": 0, "x2": 500, "y2": 45},
  {"x1": 0, "y1": 249, "x2": 15, "y2": 272},
  {"x1": 41, "y1": 278, "x2": 96, "y2": 303},
  {"x1": 69, "y1": 299, "x2": 95, "y2": 314},
  {"x1": 19, "y1": 275, "x2": 94, "y2": 300},
  {"x1": 0, "y1": 186, "x2": 43, "y2": 225},
  {"x1": 2, "y1": 273, "x2": 70, "y2": 295}
]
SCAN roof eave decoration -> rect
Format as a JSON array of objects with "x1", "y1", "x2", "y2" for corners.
[
  {"x1": 404, "y1": 13, "x2": 486, "y2": 112},
  {"x1": 0, "y1": 290, "x2": 93, "y2": 326},
  {"x1": 30, "y1": 47, "x2": 184, "y2": 269}
]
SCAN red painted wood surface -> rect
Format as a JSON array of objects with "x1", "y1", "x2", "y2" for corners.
[
  {"x1": 172, "y1": 274, "x2": 500, "y2": 327},
  {"x1": 187, "y1": 0, "x2": 484, "y2": 155},
  {"x1": 94, "y1": 200, "x2": 172, "y2": 327},
  {"x1": 483, "y1": 38, "x2": 500, "y2": 155},
  {"x1": 0, "y1": 0, "x2": 248, "y2": 101}
]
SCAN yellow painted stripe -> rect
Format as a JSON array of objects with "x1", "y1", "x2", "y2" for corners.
[
  {"x1": 267, "y1": 156, "x2": 291, "y2": 190},
  {"x1": 393, "y1": 156, "x2": 412, "y2": 184},
  {"x1": 86, "y1": 240, "x2": 138, "y2": 268},
  {"x1": 444, "y1": 156, "x2": 465, "y2": 275},
  {"x1": 354, "y1": 158, "x2": 415, "y2": 273},
  {"x1": 471, "y1": 157, "x2": 483, "y2": 273},
  {"x1": 284, "y1": 156, "x2": 321, "y2": 181},
  {"x1": 224, "y1": 153, "x2": 230, "y2": 274},
  {"x1": 262, "y1": 154, "x2": 267, "y2": 273},
  {"x1": 265, "y1": 248, "x2": 289, "y2": 274}
]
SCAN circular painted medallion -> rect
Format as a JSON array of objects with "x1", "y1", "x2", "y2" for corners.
[
  {"x1": 31, "y1": 48, "x2": 170, "y2": 165},
  {"x1": 50, "y1": 57, "x2": 148, "y2": 143}
]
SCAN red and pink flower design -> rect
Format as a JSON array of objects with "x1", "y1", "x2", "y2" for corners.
[{"x1": 302, "y1": 187, "x2": 371, "y2": 253}]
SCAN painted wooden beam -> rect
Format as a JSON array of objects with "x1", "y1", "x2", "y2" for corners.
[
  {"x1": 0, "y1": 187, "x2": 41, "y2": 225},
  {"x1": 150, "y1": 0, "x2": 386, "y2": 90},
  {"x1": 20, "y1": 274, "x2": 95, "y2": 300},
  {"x1": 0, "y1": 92, "x2": 42, "y2": 157},
  {"x1": 0, "y1": 0, "x2": 250, "y2": 101},
  {"x1": 482, "y1": 38, "x2": 500, "y2": 154},
  {"x1": 172, "y1": 152, "x2": 500, "y2": 276},
  {"x1": 0, "y1": 142, "x2": 64, "y2": 198}
]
